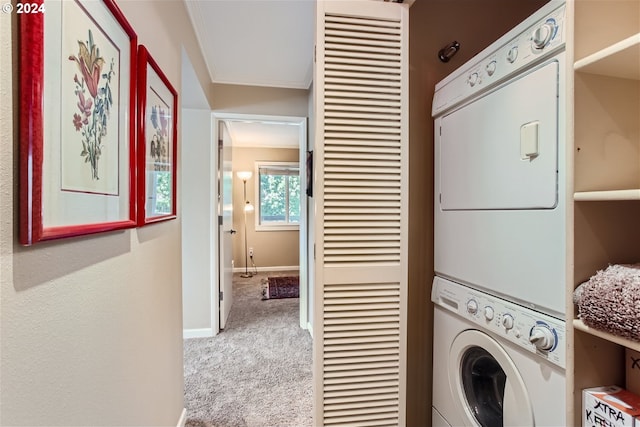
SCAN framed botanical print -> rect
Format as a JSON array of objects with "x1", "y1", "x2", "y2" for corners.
[
  {"x1": 136, "y1": 45, "x2": 178, "y2": 225},
  {"x1": 19, "y1": 0, "x2": 137, "y2": 245}
]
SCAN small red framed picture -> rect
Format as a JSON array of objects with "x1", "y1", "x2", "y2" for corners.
[
  {"x1": 136, "y1": 45, "x2": 178, "y2": 225},
  {"x1": 19, "y1": 0, "x2": 138, "y2": 245}
]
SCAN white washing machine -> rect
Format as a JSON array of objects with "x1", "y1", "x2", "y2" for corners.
[
  {"x1": 432, "y1": 1, "x2": 567, "y2": 319},
  {"x1": 432, "y1": 276, "x2": 566, "y2": 427}
]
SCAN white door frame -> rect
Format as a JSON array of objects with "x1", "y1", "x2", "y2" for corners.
[{"x1": 212, "y1": 112, "x2": 309, "y2": 332}]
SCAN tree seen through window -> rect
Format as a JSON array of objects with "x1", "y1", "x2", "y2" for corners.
[{"x1": 258, "y1": 163, "x2": 300, "y2": 226}]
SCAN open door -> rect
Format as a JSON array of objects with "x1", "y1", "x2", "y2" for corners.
[{"x1": 218, "y1": 121, "x2": 234, "y2": 329}]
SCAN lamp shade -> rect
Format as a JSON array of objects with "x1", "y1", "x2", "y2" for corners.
[{"x1": 236, "y1": 171, "x2": 253, "y2": 181}]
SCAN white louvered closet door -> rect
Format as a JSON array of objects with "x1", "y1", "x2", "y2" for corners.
[{"x1": 313, "y1": 1, "x2": 408, "y2": 426}]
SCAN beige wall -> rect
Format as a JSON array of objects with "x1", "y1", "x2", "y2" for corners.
[
  {"x1": 0, "y1": 1, "x2": 211, "y2": 425},
  {"x1": 406, "y1": 1, "x2": 548, "y2": 425},
  {"x1": 233, "y1": 147, "x2": 300, "y2": 269},
  {"x1": 211, "y1": 83, "x2": 309, "y2": 117}
]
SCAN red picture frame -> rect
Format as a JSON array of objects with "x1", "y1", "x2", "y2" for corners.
[
  {"x1": 19, "y1": 0, "x2": 137, "y2": 245},
  {"x1": 136, "y1": 45, "x2": 178, "y2": 225}
]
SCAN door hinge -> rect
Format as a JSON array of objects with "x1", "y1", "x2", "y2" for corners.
[
  {"x1": 218, "y1": 215, "x2": 223, "y2": 226},
  {"x1": 314, "y1": 44, "x2": 316, "y2": 63},
  {"x1": 219, "y1": 291, "x2": 224, "y2": 301},
  {"x1": 439, "y1": 126, "x2": 442, "y2": 136}
]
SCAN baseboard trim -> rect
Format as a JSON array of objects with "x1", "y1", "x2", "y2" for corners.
[
  {"x1": 307, "y1": 322, "x2": 313, "y2": 338},
  {"x1": 233, "y1": 265, "x2": 300, "y2": 273},
  {"x1": 177, "y1": 408, "x2": 187, "y2": 427},
  {"x1": 183, "y1": 328, "x2": 214, "y2": 339}
]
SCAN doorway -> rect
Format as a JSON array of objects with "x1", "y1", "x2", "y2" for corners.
[{"x1": 213, "y1": 113, "x2": 310, "y2": 334}]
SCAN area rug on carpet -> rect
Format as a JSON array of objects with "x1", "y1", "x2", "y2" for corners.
[{"x1": 262, "y1": 276, "x2": 299, "y2": 300}]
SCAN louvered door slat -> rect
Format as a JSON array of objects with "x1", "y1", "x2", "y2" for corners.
[
  {"x1": 325, "y1": 200, "x2": 400, "y2": 206},
  {"x1": 325, "y1": 85, "x2": 400, "y2": 96},
  {"x1": 324, "y1": 234, "x2": 399, "y2": 241},
  {"x1": 325, "y1": 393, "x2": 399, "y2": 406},
  {"x1": 325, "y1": 14, "x2": 400, "y2": 27},
  {"x1": 326, "y1": 67, "x2": 401, "y2": 79},
  {"x1": 324, "y1": 134, "x2": 400, "y2": 143},
  {"x1": 315, "y1": 1, "x2": 407, "y2": 426},
  {"x1": 325, "y1": 90, "x2": 401, "y2": 101},
  {"x1": 325, "y1": 147, "x2": 400, "y2": 155},
  {"x1": 326, "y1": 363, "x2": 399, "y2": 373},
  {"x1": 325, "y1": 127, "x2": 400, "y2": 136},
  {"x1": 324, "y1": 43, "x2": 400, "y2": 57},
  {"x1": 325, "y1": 224, "x2": 398, "y2": 231},
  {"x1": 324, "y1": 231, "x2": 401, "y2": 237},
  {"x1": 326, "y1": 56, "x2": 401, "y2": 69},
  {"x1": 326, "y1": 77, "x2": 401, "y2": 89},
  {"x1": 325, "y1": 330, "x2": 400, "y2": 340},
  {"x1": 325, "y1": 410, "x2": 398, "y2": 424}
]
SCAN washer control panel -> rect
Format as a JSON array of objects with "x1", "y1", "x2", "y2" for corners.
[
  {"x1": 433, "y1": 2, "x2": 566, "y2": 116},
  {"x1": 432, "y1": 276, "x2": 566, "y2": 369}
]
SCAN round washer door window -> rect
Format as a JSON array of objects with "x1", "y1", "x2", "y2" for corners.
[{"x1": 449, "y1": 330, "x2": 534, "y2": 427}]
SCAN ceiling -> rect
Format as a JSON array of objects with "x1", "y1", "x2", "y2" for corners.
[
  {"x1": 224, "y1": 119, "x2": 302, "y2": 149},
  {"x1": 184, "y1": 0, "x2": 313, "y2": 149},
  {"x1": 185, "y1": 0, "x2": 315, "y2": 90}
]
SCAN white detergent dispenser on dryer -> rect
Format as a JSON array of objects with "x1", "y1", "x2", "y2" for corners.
[{"x1": 432, "y1": 0, "x2": 567, "y2": 319}]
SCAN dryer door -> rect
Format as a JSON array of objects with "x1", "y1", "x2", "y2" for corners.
[
  {"x1": 449, "y1": 330, "x2": 533, "y2": 427},
  {"x1": 439, "y1": 61, "x2": 559, "y2": 211}
]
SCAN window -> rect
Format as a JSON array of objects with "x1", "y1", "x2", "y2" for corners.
[
  {"x1": 148, "y1": 169, "x2": 172, "y2": 215},
  {"x1": 256, "y1": 162, "x2": 300, "y2": 230}
]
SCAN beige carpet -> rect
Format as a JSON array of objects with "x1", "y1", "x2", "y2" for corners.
[{"x1": 183, "y1": 271, "x2": 312, "y2": 427}]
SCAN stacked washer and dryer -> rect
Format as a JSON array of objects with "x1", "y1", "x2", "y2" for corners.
[{"x1": 431, "y1": 2, "x2": 568, "y2": 426}]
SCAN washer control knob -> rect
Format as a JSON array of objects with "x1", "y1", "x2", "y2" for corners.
[
  {"x1": 502, "y1": 314, "x2": 514, "y2": 330},
  {"x1": 486, "y1": 61, "x2": 497, "y2": 76},
  {"x1": 484, "y1": 306, "x2": 495, "y2": 321},
  {"x1": 529, "y1": 325, "x2": 556, "y2": 351},
  {"x1": 506, "y1": 46, "x2": 518, "y2": 63},
  {"x1": 466, "y1": 299, "x2": 478, "y2": 315}
]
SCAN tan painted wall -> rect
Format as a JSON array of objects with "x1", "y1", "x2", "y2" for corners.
[
  {"x1": 0, "y1": 1, "x2": 211, "y2": 425},
  {"x1": 211, "y1": 83, "x2": 310, "y2": 116},
  {"x1": 232, "y1": 147, "x2": 300, "y2": 269},
  {"x1": 406, "y1": 1, "x2": 548, "y2": 425}
]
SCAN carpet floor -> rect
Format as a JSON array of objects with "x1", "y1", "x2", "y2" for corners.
[{"x1": 184, "y1": 271, "x2": 313, "y2": 427}]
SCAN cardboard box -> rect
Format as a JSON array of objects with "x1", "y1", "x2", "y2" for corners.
[
  {"x1": 627, "y1": 349, "x2": 640, "y2": 397},
  {"x1": 583, "y1": 386, "x2": 640, "y2": 427}
]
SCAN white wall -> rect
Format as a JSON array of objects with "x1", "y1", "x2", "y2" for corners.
[
  {"x1": 0, "y1": 1, "x2": 212, "y2": 425},
  {"x1": 181, "y1": 109, "x2": 214, "y2": 336}
]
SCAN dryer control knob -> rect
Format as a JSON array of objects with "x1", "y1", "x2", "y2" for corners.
[
  {"x1": 529, "y1": 325, "x2": 555, "y2": 351},
  {"x1": 468, "y1": 72, "x2": 479, "y2": 87},
  {"x1": 506, "y1": 46, "x2": 518, "y2": 63},
  {"x1": 532, "y1": 20, "x2": 556, "y2": 49},
  {"x1": 486, "y1": 61, "x2": 497, "y2": 76},
  {"x1": 502, "y1": 314, "x2": 514, "y2": 330},
  {"x1": 466, "y1": 299, "x2": 478, "y2": 315}
]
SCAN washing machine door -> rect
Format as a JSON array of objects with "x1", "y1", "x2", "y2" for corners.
[{"x1": 449, "y1": 330, "x2": 533, "y2": 427}]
